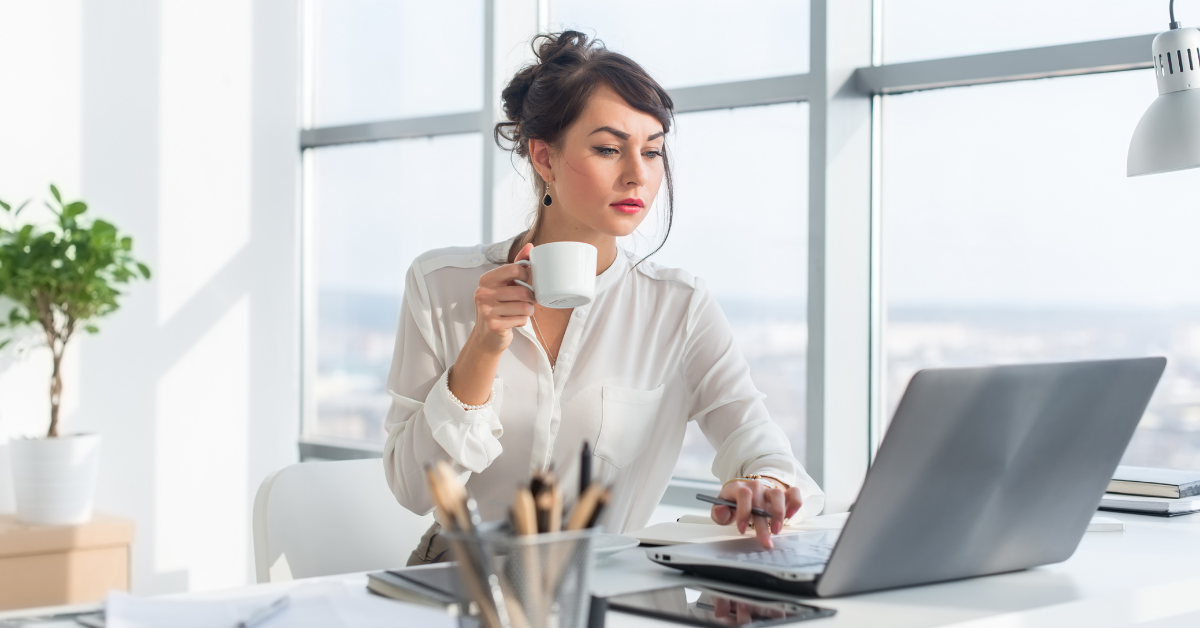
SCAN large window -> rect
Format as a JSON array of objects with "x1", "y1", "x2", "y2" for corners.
[
  {"x1": 309, "y1": 0, "x2": 482, "y2": 126},
  {"x1": 882, "y1": 0, "x2": 1188, "y2": 63},
  {"x1": 302, "y1": 1, "x2": 1190, "y2": 500},
  {"x1": 310, "y1": 136, "x2": 482, "y2": 442},
  {"x1": 881, "y1": 69, "x2": 1200, "y2": 470},
  {"x1": 651, "y1": 103, "x2": 809, "y2": 480},
  {"x1": 302, "y1": 0, "x2": 811, "y2": 482}
]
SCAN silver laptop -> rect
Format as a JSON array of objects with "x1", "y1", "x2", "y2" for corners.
[{"x1": 650, "y1": 358, "x2": 1167, "y2": 598}]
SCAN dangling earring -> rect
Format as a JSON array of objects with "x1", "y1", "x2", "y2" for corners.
[{"x1": 542, "y1": 182, "x2": 553, "y2": 207}]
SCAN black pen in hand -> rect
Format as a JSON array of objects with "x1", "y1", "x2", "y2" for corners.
[{"x1": 696, "y1": 493, "x2": 772, "y2": 519}]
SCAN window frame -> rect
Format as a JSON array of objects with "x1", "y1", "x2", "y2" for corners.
[{"x1": 297, "y1": 0, "x2": 1161, "y2": 512}]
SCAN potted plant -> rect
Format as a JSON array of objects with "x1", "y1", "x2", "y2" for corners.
[{"x1": 0, "y1": 184, "x2": 149, "y2": 525}]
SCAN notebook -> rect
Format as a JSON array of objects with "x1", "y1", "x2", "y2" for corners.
[
  {"x1": 1098, "y1": 492, "x2": 1200, "y2": 516},
  {"x1": 1108, "y1": 466, "x2": 1200, "y2": 499},
  {"x1": 366, "y1": 564, "x2": 458, "y2": 609},
  {"x1": 630, "y1": 513, "x2": 848, "y2": 546}
]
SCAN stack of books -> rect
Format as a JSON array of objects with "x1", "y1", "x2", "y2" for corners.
[{"x1": 1099, "y1": 466, "x2": 1200, "y2": 517}]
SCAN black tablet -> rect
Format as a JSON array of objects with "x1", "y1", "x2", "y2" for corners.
[{"x1": 606, "y1": 584, "x2": 835, "y2": 627}]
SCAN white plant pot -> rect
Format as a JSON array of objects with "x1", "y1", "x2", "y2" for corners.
[{"x1": 9, "y1": 433, "x2": 101, "y2": 525}]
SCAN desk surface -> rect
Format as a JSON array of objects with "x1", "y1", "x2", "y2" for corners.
[{"x1": 5, "y1": 510, "x2": 1200, "y2": 627}]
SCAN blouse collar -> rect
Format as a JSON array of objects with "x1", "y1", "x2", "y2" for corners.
[{"x1": 594, "y1": 242, "x2": 630, "y2": 296}]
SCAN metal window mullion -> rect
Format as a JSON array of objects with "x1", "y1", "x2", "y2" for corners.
[
  {"x1": 808, "y1": 0, "x2": 873, "y2": 513},
  {"x1": 856, "y1": 33, "x2": 1156, "y2": 95},
  {"x1": 482, "y1": 0, "x2": 495, "y2": 244},
  {"x1": 669, "y1": 74, "x2": 811, "y2": 113},
  {"x1": 300, "y1": 111, "x2": 482, "y2": 148}
]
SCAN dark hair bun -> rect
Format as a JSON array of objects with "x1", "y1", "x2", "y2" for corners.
[{"x1": 494, "y1": 31, "x2": 673, "y2": 158}]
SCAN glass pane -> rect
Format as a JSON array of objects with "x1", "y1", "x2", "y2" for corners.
[
  {"x1": 643, "y1": 102, "x2": 809, "y2": 480},
  {"x1": 552, "y1": 0, "x2": 809, "y2": 89},
  {"x1": 883, "y1": 69, "x2": 1200, "y2": 470},
  {"x1": 311, "y1": 0, "x2": 483, "y2": 127},
  {"x1": 883, "y1": 0, "x2": 1183, "y2": 64},
  {"x1": 312, "y1": 134, "x2": 482, "y2": 442}
]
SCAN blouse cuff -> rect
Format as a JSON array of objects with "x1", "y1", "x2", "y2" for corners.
[
  {"x1": 745, "y1": 463, "x2": 826, "y2": 522},
  {"x1": 424, "y1": 370, "x2": 505, "y2": 474}
]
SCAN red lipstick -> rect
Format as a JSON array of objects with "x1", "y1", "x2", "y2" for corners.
[{"x1": 610, "y1": 197, "x2": 644, "y2": 214}]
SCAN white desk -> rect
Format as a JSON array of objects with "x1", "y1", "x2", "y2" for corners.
[{"x1": 5, "y1": 511, "x2": 1200, "y2": 627}]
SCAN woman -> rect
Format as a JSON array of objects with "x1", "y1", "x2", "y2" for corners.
[{"x1": 383, "y1": 31, "x2": 823, "y2": 565}]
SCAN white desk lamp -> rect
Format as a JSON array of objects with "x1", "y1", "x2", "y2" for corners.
[{"x1": 1128, "y1": 0, "x2": 1200, "y2": 176}]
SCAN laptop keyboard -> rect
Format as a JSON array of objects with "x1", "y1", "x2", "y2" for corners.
[{"x1": 717, "y1": 543, "x2": 835, "y2": 569}]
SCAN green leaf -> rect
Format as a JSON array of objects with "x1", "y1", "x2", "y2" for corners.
[
  {"x1": 120, "y1": 237, "x2": 132, "y2": 251},
  {"x1": 137, "y1": 262, "x2": 151, "y2": 279},
  {"x1": 0, "y1": 199, "x2": 9, "y2": 211},
  {"x1": 85, "y1": 325, "x2": 99, "y2": 334},
  {"x1": 64, "y1": 202, "x2": 87, "y2": 217},
  {"x1": 50, "y1": 184, "x2": 62, "y2": 203},
  {"x1": 0, "y1": 339, "x2": 9, "y2": 351},
  {"x1": 14, "y1": 199, "x2": 29, "y2": 216}
]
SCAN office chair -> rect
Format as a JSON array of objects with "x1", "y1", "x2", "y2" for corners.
[{"x1": 252, "y1": 458, "x2": 433, "y2": 583}]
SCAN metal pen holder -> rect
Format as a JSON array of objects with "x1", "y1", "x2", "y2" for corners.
[{"x1": 444, "y1": 528, "x2": 597, "y2": 628}]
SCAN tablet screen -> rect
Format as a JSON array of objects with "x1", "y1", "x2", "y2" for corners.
[{"x1": 606, "y1": 585, "x2": 835, "y2": 627}]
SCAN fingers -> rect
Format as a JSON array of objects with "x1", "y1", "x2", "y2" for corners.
[
  {"x1": 763, "y1": 488, "x2": 786, "y2": 535},
  {"x1": 479, "y1": 262, "x2": 532, "y2": 288},
  {"x1": 478, "y1": 300, "x2": 535, "y2": 319},
  {"x1": 735, "y1": 601, "x2": 751, "y2": 624},
  {"x1": 713, "y1": 596, "x2": 730, "y2": 619},
  {"x1": 489, "y1": 285, "x2": 536, "y2": 304},
  {"x1": 710, "y1": 504, "x2": 733, "y2": 526},
  {"x1": 754, "y1": 512, "x2": 773, "y2": 549},
  {"x1": 733, "y1": 484, "x2": 753, "y2": 535},
  {"x1": 514, "y1": 242, "x2": 533, "y2": 262},
  {"x1": 784, "y1": 486, "x2": 803, "y2": 520}
]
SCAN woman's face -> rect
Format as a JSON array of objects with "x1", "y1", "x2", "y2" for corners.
[{"x1": 530, "y1": 84, "x2": 666, "y2": 240}]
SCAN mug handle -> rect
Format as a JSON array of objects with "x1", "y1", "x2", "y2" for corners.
[{"x1": 513, "y1": 259, "x2": 534, "y2": 292}]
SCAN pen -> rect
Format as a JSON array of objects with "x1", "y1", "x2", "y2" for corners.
[
  {"x1": 580, "y1": 441, "x2": 592, "y2": 497},
  {"x1": 695, "y1": 493, "x2": 772, "y2": 519},
  {"x1": 236, "y1": 595, "x2": 289, "y2": 628}
]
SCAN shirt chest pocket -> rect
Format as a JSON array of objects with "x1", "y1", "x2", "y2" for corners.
[{"x1": 595, "y1": 384, "x2": 666, "y2": 468}]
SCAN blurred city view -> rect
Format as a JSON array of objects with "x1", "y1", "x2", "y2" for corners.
[
  {"x1": 887, "y1": 307, "x2": 1200, "y2": 471},
  {"x1": 313, "y1": 290, "x2": 809, "y2": 483},
  {"x1": 316, "y1": 293, "x2": 1200, "y2": 476}
]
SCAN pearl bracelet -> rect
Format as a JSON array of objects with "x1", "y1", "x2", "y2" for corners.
[{"x1": 447, "y1": 379, "x2": 496, "y2": 411}]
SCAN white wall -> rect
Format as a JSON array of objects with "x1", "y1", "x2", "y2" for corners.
[{"x1": 0, "y1": 0, "x2": 300, "y2": 594}]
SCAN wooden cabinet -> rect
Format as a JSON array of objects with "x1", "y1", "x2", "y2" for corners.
[{"x1": 0, "y1": 513, "x2": 133, "y2": 610}]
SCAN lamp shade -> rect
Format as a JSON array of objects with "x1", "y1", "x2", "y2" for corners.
[{"x1": 1128, "y1": 27, "x2": 1200, "y2": 176}]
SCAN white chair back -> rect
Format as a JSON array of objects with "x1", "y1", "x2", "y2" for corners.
[{"x1": 252, "y1": 458, "x2": 433, "y2": 583}]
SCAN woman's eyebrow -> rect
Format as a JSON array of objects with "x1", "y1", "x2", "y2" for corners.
[
  {"x1": 588, "y1": 126, "x2": 666, "y2": 142},
  {"x1": 589, "y1": 126, "x2": 630, "y2": 140}
]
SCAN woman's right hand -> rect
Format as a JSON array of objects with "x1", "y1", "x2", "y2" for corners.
[
  {"x1": 468, "y1": 243, "x2": 536, "y2": 355},
  {"x1": 450, "y1": 243, "x2": 536, "y2": 406}
]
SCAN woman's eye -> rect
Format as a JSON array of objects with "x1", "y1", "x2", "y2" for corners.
[
  {"x1": 594, "y1": 147, "x2": 618, "y2": 156},
  {"x1": 644, "y1": 150, "x2": 663, "y2": 159}
]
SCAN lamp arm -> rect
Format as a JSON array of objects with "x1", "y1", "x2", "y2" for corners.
[{"x1": 1170, "y1": 0, "x2": 1181, "y2": 30}]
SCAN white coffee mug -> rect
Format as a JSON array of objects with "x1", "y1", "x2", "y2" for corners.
[{"x1": 514, "y1": 241, "x2": 598, "y2": 308}]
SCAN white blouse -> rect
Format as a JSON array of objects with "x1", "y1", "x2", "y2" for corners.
[{"x1": 382, "y1": 237, "x2": 824, "y2": 533}]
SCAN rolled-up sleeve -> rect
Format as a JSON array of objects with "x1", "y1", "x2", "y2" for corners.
[
  {"x1": 382, "y1": 263, "x2": 505, "y2": 514},
  {"x1": 682, "y1": 279, "x2": 825, "y2": 521}
]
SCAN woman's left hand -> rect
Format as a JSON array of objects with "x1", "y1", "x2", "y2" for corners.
[{"x1": 709, "y1": 479, "x2": 803, "y2": 549}]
